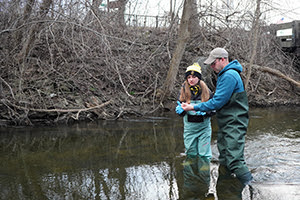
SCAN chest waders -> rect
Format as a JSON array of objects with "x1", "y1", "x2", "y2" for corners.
[
  {"x1": 216, "y1": 91, "x2": 251, "y2": 178},
  {"x1": 183, "y1": 100, "x2": 212, "y2": 158}
]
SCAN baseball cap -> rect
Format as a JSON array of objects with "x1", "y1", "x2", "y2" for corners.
[{"x1": 204, "y1": 47, "x2": 228, "y2": 65}]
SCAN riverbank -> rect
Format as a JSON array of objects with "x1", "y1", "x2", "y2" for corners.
[{"x1": 1, "y1": 25, "x2": 299, "y2": 126}]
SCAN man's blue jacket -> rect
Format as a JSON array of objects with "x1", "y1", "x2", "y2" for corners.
[{"x1": 194, "y1": 60, "x2": 244, "y2": 112}]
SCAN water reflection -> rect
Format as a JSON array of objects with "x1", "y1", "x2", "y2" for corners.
[
  {"x1": 181, "y1": 155, "x2": 213, "y2": 199},
  {"x1": 0, "y1": 107, "x2": 299, "y2": 199},
  {"x1": 40, "y1": 162, "x2": 178, "y2": 200},
  {"x1": 0, "y1": 118, "x2": 183, "y2": 200},
  {"x1": 216, "y1": 164, "x2": 246, "y2": 200}
]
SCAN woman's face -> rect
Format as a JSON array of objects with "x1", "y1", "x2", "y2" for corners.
[{"x1": 187, "y1": 74, "x2": 199, "y2": 86}]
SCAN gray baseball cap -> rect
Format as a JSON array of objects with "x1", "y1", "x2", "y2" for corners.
[{"x1": 204, "y1": 47, "x2": 228, "y2": 65}]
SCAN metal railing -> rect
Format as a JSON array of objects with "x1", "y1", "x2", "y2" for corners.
[{"x1": 124, "y1": 14, "x2": 178, "y2": 28}]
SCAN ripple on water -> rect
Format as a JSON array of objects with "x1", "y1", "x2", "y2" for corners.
[{"x1": 245, "y1": 133, "x2": 300, "y2": 184}]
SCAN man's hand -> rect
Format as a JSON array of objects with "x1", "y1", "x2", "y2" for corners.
[{"x1": 181, "y1": 103, "x2": 194, "y2": 111}]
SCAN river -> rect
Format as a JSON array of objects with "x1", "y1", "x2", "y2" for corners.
[{"x1": 0, "y1": 106, "x2": 299, "y2": 200}]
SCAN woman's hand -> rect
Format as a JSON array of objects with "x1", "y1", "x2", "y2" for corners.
[{"x1": 181, "y1": 103, "x2": 194, "y2": 111}]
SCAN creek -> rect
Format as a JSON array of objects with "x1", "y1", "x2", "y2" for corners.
[{"x1": 0, "y1": 107, "x2": 299, "y2": 200}]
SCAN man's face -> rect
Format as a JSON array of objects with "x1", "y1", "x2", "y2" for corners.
[{"x1": 210, "y1": 58, "x2": 224, "y2": 73}]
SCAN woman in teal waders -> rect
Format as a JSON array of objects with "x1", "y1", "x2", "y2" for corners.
[
  {"x1": 176, "y1": 63, "x2": 214, "y2": 159},
  {"x1": 176, "y1": 63, "x2": 215, "y2": 199}
]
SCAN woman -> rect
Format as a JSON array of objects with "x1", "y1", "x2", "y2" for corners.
[{"x1": 176, "y1": 63, "x2": 214, "y2": 159}]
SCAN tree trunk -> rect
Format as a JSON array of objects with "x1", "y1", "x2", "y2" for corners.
[
  {"x1": 245, "y1": 0, "x2": 261, "y2": 90},
  {"x1": 170, "y1": 0, "x2": 174, "y2": 21},
  {"x1": 17, "y1": 0, "x2": 53, "y2": 61},
  {"x1": 117, "y1": 0, "x2": 127, "y2": 27},
  {"x1": 159, "y1": 0, "x2": 193, "y2": 103},
  {"x1": 13, "y1": 0, "x2": 36, "y2": 45},
  {"x1": 188, "y1": 0, "x2": 200, "y2": 35},
  {"x1": 16, "y1": 0, "x2": 53, "y2": 93}
]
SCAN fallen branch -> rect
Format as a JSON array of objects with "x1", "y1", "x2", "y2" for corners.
[
  {"x1": 250, "y1": 64, "x2": 300, "y2": 88},
  {"x1": 2, "y1": 99, "x2": 113, "y2": 113}
]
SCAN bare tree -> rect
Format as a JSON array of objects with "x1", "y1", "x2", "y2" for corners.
[
  {"x1": 245, "y1": 0, "x2": 261, "y2": 90},
  {"x1": 13, "y1": 0, "x2": 36, "y2": 45},
  {"x1": 116, "y1": 0, "x2": 128, "y2": 26},
  {"x1": 188, "y1": 0, "x2": 200, "y2": 34},
  {"x1": 17, "y1": 0, "x2": 53, "y2": 61},
  {"x1": 159, "y1": 0, "x2": 194, "y2": 103}
]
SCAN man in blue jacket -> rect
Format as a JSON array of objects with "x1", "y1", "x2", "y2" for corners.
[{"x1": 181, "y1": 48, "x2": 253, "y2": 190}]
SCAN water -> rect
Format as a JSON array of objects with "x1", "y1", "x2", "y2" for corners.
[{"x1": 0, "y1": 107, "x2": 299, "y2": 200}]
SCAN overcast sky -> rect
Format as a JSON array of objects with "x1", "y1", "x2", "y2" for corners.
[
  {"x1": 267, "y1": 0, "x2": 300, "y2": 23},
  {"x1": 125, "y1": 0, "x2": 300, "y2": 24}
]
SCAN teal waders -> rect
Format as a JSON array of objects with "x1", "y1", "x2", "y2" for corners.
[{"x1": 183, "y1": 100, "x2": 212, "y2": 159}]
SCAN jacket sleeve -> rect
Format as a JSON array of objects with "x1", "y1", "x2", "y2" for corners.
[{"x1": 194, "y1": 73, "x2": 237, "y2": 111}]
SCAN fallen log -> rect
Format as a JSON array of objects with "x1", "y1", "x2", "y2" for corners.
[{"x1": 248, "y1": 64, "x2": 300, "y2": 88}]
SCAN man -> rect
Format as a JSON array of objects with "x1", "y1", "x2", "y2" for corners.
[{"x1": 181, "y1": 47, "x2": 253, "y2": 188}]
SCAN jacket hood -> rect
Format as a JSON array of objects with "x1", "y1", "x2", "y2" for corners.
[{"x1": 219, "y1": 60, "x2": 243, "y2": 75}]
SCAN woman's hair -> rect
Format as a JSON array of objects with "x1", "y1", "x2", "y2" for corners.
[{"x1": 179, "y1": 80, "x2": 210, "y2": 104}]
